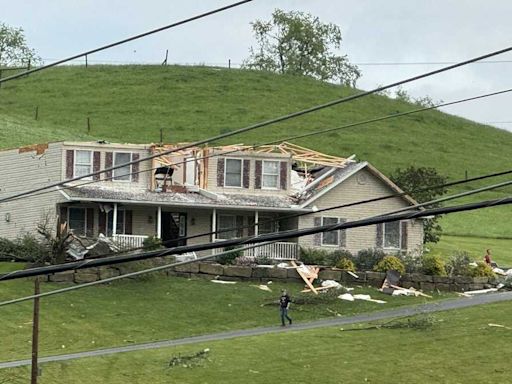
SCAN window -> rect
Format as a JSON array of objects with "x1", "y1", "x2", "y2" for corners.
[
  {"x1": 217, "y1": 215, "x2": 237, "y2": 239},
  {"x1": 225, "y1": 159, "x2": 242, "y2": 187},
  {"x1": 384, "y1": 221, "x2": 401, "y2": 249},
  {"x1": 74, "y1": 150, "x2": 92, "y2": 179},
  {"x1": 262, "y1": 161, "x2": 279, "y2": 189},
  {"x1": 69, "y1": 208, "x2": 86, "y2": 236},
  {"x1": 113, "y1": 152, "x2": 132, "y2": 181},
  {"x1": 321, "y1": 217, "x2": 339, "y2": 246}
]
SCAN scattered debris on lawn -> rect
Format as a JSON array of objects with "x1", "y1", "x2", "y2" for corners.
[
  {"x1": 253, "y1": 284, "x2": 272, "y2": 292},
  {"x1": 291, "y1": 260, "x2": 320, "y2": 294},
  {"x1": 338, "y1": 293, "x2": 386, "y2": 304},
  {"x1": 168, "y1": 348, "x2": 210, "y2": 369},
  {"x1": 211, "y1": 280, "x2": 237, "y2": 284},
  {"x1": 488, "y1": 323, "x2": 512, "y2": 330},
  {"x1": 458, "y1": 288, "x2": 498, "y2": 297},
  {"x1": 379, "y1": 270, "x2": 432, "y2": 298},
  {"x1": 340, "y1": 313, "x2": 438, "y2": 332},
  {"x1": 347, "y1": 271, "x2": 359, "y2": 279}
]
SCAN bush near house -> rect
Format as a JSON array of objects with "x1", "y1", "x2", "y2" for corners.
[
  {"x1": 355, "y1": 248, "x2": 386, "y2": 271},
  {"x1": 373, "y1": 256, "x2": 405, "y2": 275},
  {"x1": 470, "y1": 261, "x2": 495, "y2": 278},
  {"x1": 335, "y1": 257, "x2": 356, "y2": 271},
  {"x1": 445, "y1": 250, "x2": 473, "y2": 277},
  {"x1": 0, "y1": 234, "x2": 47, "y2": 262},
  {"x1": 421, "y1": 254, "x2": 447, "y2": 276}
]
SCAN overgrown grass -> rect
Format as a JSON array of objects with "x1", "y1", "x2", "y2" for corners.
[
  {"x1": 2, "y1": 302, "x2": 510, "y2": 383},
  {"x1": 0, "y1": 263, "x2": 447, "y2": 362}
]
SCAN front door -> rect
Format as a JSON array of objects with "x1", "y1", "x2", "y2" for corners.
[{"x1": 161, "y1": 212, "x2": 187, "y2": 247}]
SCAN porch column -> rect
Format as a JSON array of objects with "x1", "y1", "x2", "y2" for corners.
[
  {"x1": 112, "y1": 203, "x2": 118, "y2": 236},
  {"x1": 157, "y1": 206, "x2": 162, "y2": 239},
  {"x1": 254, "y1": 210, "x2": 259, "y2": 237},
  {"x1": 212, "y1": 208, "x2": 217, "y2": 242}
]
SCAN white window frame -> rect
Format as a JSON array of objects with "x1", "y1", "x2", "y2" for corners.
[
  {"x1": 383, "y1": 221, "x2": 402, "y2": 250},
  {"x1": 217, "y1": 214, "x2": 237, "y2": 240},
  {"x1": 73, "y1": 150, "x2": 93, "y2": 180},
  {"x1": 224, "y1": 158, "x2": 243, "y2": 188},
  {"x1": 262, "y1": 160, "x2": 279, "y2": 189},
  {"x1": 321, "y1": 216, "x2": 340, "y2": 247},
  {"x1": 68, "y1": 207, "x2": 88, "y2": 236},
  {"x1": 113, "y1": 152, "x2": 132, "y2": 182}
]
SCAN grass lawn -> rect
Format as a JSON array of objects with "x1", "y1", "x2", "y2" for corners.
[
  {"x1": 430, "y1": 234, "x2": 512, "y2": 267},
  {"x1": 1, "y1": 301, "x2": 510, "y2": 383},
  {"x1": 0, "y1": 262, "x2": 448, "y2": 362}
]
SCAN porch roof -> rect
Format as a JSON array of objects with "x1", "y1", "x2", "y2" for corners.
[{"x1": 60, "y1": 186, "x2": 309, "y2": 212}]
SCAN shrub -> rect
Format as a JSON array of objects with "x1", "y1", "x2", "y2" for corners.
[
  {"x1": 446, "y1": 251, "x2": 472, "y2": 276},
  {"x1": 216, "y1": 246, "x2": 242, "y2": 265},
  {"x1": 373, "y1": 256, "x2": 405, "y2": 275},
  {"x1": 143, "y1": 236, "x2": 163, "y2": 251},
  {"x1": 233, "y1": 256, "x2": 256, "y2": 266},
  {"x1": 355, "y1": 248, "x2": 385, "y2": 271},
  {"x1": 335, "y1": 257, "x2": 356, "y2": 271},
  {"x1": 299, "y1": 247, "x2": 329, "y2": 265},
  {"x1": 399, "y1": 253, "x2": 422, "y2": 274},
  {"x1": 0, "y1": 234, "x2": 47, "y2": 263},
  {"x1": 254, "y1": 255, "x2": 273, "y2": 265},
  {"x1": 421, "y1": 254, "x2": 446, "y2": 276},
  {"x1": 470, "y1": 262, "x2": 495, "y2": 278},
  {"x1": 325, "y1": 249, "x2": 353, "y2": 267}
]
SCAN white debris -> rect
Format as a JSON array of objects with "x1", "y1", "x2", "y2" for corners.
[
  {"x1": 253, "y1": 284, "x2": 272, "y2": 292},
  {"x1": 276, "y1": 262, "x2": 289, "y2": 268},
  {"x1": 211, "y1": 280, "x2": 237, "y2": 284},
  {"x1": 338, "y1": 293, "x2": 355, "y2": 301},
  {"x1": 347, "y1": 271, "x2": 359, "y2": 279},
  {"x1": 353, "y1": 294, "x2": 386, "y2": 304},
  {"x1": 464, "y1": 288, "x2": 498, "y2": 295},
  {"x1": 321, "y1": 280, "x2": 342, "y2": 289}
]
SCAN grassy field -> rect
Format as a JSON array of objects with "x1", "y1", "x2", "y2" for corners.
[
  {"x1": 0, "y1": 262, "x2": 446, "y2": 362},
  {"x1": 1, "y1": 301, "x2": 510, "y2": 384}
]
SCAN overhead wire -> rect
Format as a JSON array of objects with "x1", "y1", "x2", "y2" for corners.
[{"x1": 2, "y1": 45, "x2": 512, "y2": 205}]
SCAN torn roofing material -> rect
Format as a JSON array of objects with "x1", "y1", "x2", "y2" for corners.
[{"x1": 62, "y1": 186, "x2": 306, "y2": 211}]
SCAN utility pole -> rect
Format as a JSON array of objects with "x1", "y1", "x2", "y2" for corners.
[{"x1": 31, "y1": 277, "x2": 40, "y2": 384}]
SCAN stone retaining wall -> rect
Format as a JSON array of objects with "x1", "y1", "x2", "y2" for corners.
[{"x1": 46, "y1": 261, "x2": 498, "y2": 292}]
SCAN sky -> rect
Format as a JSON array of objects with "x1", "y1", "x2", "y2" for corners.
[{"x1": 2, "y1": 0, "x2": 512, "y2": 131}]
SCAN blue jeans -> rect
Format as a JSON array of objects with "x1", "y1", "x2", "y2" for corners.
[{"x1": 280, "y1": 307, "x2": 292, "y2": 325}]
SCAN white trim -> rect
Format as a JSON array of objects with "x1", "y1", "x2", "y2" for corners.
[
  {"x1": 299, "y1": 162, "x2": 368, "y2": 208},
  {"x1": 112, "y1": 151, "x2": 133, "y2": 182},
  {"x1": 261, "y1": 160, "x2": 279, "y2": 190},
  {"x1": 113, "y1": 203, "x2": 118, "y2": 236},
  {"x1": 254, "y1": 211, "x2": 259, "y2": 237},
  {"x1": 73, "y1": 150, "x2": 93, "y2": 181},
  {"x1": 157, "y1": 206, "x2": 162, "y2": 239},
  {"x1": 56, "y1": 186, "x2": 71, "y2": 200},
  {"x1": 223, "y1": 158, "x2": 243, "y2": 188},
  {"x1": 212, "y1": 208, "x2": 217, "y2": 242}
]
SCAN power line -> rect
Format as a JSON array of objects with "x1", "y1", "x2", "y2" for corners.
[
  {"x1": 354, "y1": 59, "x2": 512, "y2": 66},
  {"x1": 3, "y1": 45, "x2": 512, "y2": 206},
  {"x1": 0, "y1": 0, "x2": 254, "y2": 85},
  {"x1": 1, "y1": 190, "x2": 511, "y2": 283}
]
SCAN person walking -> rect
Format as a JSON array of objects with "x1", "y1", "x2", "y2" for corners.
[{"x1": 279, "y1": 289, "x2": 292, "y2": 326}]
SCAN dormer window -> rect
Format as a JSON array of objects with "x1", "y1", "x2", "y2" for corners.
[
  {"x1": 262, "y1": 161, "x2": 279, "y2": 189},
  {"x1": 74, "y1": 150, "x2": 92, "y2": 179},
  {"x1": 225, "y1": 159, "x2": 242, "y2": 187}
]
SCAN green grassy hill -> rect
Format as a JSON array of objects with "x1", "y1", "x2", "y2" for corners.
[{"x1": 0, "y1": 65, "x2": 511, "y2": 249}]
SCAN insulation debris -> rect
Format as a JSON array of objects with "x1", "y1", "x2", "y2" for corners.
[
  {"x1": 211, "y1": 280, "x2": 237, "y2": 284},
  {"x1": 253, "y1": 284, "x2": 272, "y2": 292},
  {"x1": 338, "y1": 293, "x2": 386, "y2": 304}
]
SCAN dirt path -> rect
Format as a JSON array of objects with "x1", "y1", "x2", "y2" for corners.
[{"x1": 2, "y1": 291, "x2": 511, "y2": 369}]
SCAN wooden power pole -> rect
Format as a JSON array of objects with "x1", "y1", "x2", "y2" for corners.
[{"x1": 31, "y1": 277, "x2": 40, "y2": 384}]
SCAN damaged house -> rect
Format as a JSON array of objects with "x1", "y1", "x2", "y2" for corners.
[{"x1": 0, "y1": 141, "x2": 423, "y2": 259}]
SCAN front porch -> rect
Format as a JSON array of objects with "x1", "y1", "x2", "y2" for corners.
[{"x1": 59, "y1": 202, "x2": 300, "y2": 259}]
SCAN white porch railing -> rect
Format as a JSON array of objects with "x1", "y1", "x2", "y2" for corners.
[
  {"x1": 213, "y1": 241, "x2": 299, "y2": 260},
  {"x1": 112, "y1": 234, "x2": 149, "y2": 250}
]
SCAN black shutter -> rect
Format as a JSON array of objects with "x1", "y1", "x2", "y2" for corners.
[
  {"x1": 243, "y1": 159, "x2": 250, "y2": 189},
  {"x1": 339, "y1": 218, "x2": 347, "y2": 248},
  {"x1": 401, "y1": 221, "x2": 408, "y2": 251},
  {"x1": 93, "y1": 151, "x2": 101, "y2": 180},
  {"x1": 98, "y1": 212, "x2": 106, "y2": 235},
  {"x1": 376, "y1": 223, "x2": 383, "y2": 248},
  {"x1": 236, "y1": 216, "x2": 244, "y2": 238},
  {"x1": 125, "y1": 210, "x2": 133, "y2": 235},
  {"x1": 217, "y1": 158, "x2": 225, "y2": 187},
  {"x1": 313, "y1": 217, "x2": 322, "y2": 246},
  {"x1": 255, "y1": 160, "x2": 262, "y2": 189},
  {"x1": 65, "y1": 150, "x2": 74, "y2": 179},
  {"x1": 86, "y1": 208, "x2": 94, "y2": 237},
  {"x1": 132, "y1": 153, "x2": 140, "y2": 182},
  {"x1": 280, "y1": 161, "x2": 288, "y2": 190},
  {"x1": 105, "y1": 152, "x2": 113, "y2": 180}
]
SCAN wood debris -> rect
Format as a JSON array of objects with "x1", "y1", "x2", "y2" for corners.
[{"x1": 291, "y1": 261, "x2": 320, "y2": 294}]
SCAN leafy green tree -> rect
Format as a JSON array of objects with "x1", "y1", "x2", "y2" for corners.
[
  {"x1": 0, "y1": 22, "x2": 40, "y2": 67},
  {"x1": 243, "y1": 9, "x2": 361, "y2": 86},
  {"x1": 390, "y1": 166, "x2": 448, "y2": 243}
]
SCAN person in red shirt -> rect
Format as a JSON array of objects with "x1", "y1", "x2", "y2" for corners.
[{"x1": 484, "y1": 249, "x2": 492, "y2": 266}]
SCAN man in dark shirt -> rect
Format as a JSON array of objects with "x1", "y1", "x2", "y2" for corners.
[{"x1": 279, "y1": 289, "x2": 292, "y2": 326}]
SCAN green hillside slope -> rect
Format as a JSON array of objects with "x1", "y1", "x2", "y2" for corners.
[{"x1": 0, "y1": 65, "x2": 511, "y2": 241}]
